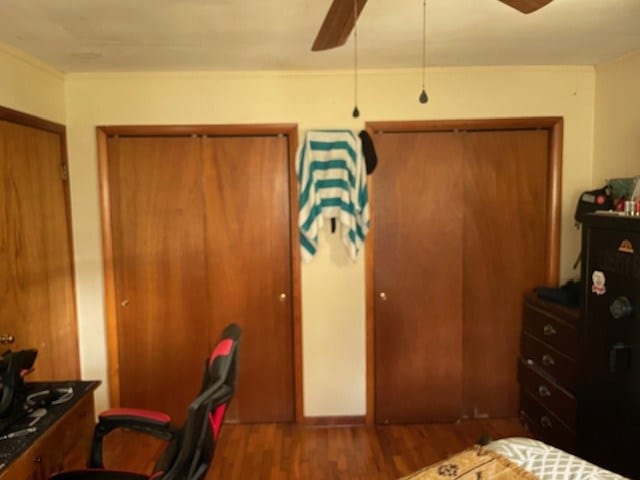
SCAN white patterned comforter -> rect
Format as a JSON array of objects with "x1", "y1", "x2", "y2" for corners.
[{"x1": 486, "y1": 437, "x2": 629, "y2": 480}]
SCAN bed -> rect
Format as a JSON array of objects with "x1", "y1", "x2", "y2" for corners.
[{"x1": 400, "y1": 437, "x2": 629, "y2": 480}]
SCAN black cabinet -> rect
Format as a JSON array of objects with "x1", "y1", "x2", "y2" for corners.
[{"x1": 579, "y1": 212, "x2": 640, "y2": 479}]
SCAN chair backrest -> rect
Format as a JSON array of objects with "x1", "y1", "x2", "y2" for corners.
[
  {"x1": 0, "y1": 349, "x2": 38, "y2": 418},
  {"x1": 154, "y1": 323, "x2": 241, "y2": 480},
  {"x1": 205, "y1": 323, "x2": 241, "y2": 440}
]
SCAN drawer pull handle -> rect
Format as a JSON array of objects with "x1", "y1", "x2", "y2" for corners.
[
  {"x1": 538, "y1": 385, "x2": 551, "y2": 397},
  {"x1": 540, "y1": 416, "x2": 553, "y2": 428},
  {"x1": 542, "y1": 354, "x2": 555, "y2": 366},
  {"x1": 543, "y1": 324, "x2": 556, "y2": 336}
]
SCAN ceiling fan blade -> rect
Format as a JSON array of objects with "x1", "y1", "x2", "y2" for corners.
[
  {"x1": 498, "y1": 0, "x2": 554, "y2": 14},
  {"x1": 312, "y1": 0, "x2": 368, "y2": 51}
]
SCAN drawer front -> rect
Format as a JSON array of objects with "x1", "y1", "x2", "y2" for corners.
[
  {"x1": 522, "y1": 303, "x2": 578, "y2": 358},
  {"x1": 60, "y1": 395, "x2": 95, "y2": 469},
  {"x1": 521, "y1": 333, "x2": 577, "y2": 391},
  {"x1": 520, "y1": 390, "x2": 575, "y2": 453},
  {"x1": 518, "y1": 359, "x2": 576, "y2": 425}
]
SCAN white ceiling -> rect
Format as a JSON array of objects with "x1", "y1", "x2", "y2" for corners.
[{"x1": 0, "y1": 0, "x2": 639, "y2": 73}]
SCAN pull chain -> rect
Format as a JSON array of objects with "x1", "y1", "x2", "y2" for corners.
[
  {"x1": 419, "y1": 0, "x2": 429, "y2": 104},
  {"x1": 352, "y1": 0, "x2": 360, "y2": 118}
]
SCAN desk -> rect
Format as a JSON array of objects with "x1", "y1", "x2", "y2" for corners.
[{"x1": 0, "y1": 381, "x2": 99, "y2": 480}]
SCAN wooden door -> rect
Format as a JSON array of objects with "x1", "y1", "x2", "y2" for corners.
[
  {"x1": 373, "y1": 131, "x2": 464, "y2": 423},
  {"x1": 107, "y1": 136, "x2": 211, "y2": 422},
  {"x1": 0, "y1": 120, "x2": 79, "y2": 380},
  {"x1": 105, "y1": 131, "x2": 296, "y2": 423},
  {"x1": 370, "y1": 121, "x2": 559, "y2": 423},
  {"x1": 203, "y1": 135, "x2": 294, "y2": 422},
  {"x1": 461, "y1": 130, "x2": 549, "y2": 418}
]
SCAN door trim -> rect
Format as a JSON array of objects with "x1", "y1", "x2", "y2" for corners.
[
  {"x1": 363, "y1": 117, "x2": 563, "y2": 424},
  {"x1": 97, "y1": 123, "x2": 304, "y2": 423}
]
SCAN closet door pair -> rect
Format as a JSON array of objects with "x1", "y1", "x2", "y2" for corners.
[
  {"x1": 372, "y1": 126, "x2": 554, "y2": 423},
  {"x1": 106, "y1": 133, "x2": 294, "y2": 423}
]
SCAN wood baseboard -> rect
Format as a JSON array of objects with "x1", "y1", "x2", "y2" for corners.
[{"x1": 303, "y1": 415, "x2": 365, "y2": 426}]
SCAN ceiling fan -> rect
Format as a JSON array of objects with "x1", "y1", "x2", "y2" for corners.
[{"x1": 312, "y1": 0, "x2": 555, "y2": 51}]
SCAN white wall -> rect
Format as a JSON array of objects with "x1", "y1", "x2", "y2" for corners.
[
  {"x1": 64, "y1": 66, "x2": 595, "y2": 416},
  {"x1": 593, "y1": 50, "x2": 640, "y2": 184},
  {"x1": 0, "y1": 43, "x2": 65, "y2": 123}
]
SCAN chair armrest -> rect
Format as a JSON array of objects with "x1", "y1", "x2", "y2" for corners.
[
  {"x1": 89, "y1": 408, "x2": 175, "y2": 468},
  {"x1": 98, "y1": 407, "x2": 172, "y2": 431}
]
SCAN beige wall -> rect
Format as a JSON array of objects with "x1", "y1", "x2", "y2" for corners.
[
  {"x1": 593, "y1": 50, "x2": 640, "y2": 184},
  {"x1": 64, "y1": 67, "x2": 595, "y2": 416},
  {"x1": 0, "y1": 45, "x2": 598, "y2": 416},
  {"x1": 0, "y1": 43, "x2": 65, "y2": 123},
  {"x1": 5, "y1": 37, "x2": 640, "y2": 420}
]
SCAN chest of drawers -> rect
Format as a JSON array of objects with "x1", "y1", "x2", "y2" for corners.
[{"x1": 518, "y1": 292, "x2": 579, "y2": 452}]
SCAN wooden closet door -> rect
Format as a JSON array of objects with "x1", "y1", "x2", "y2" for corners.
[
  {"x1": 203, "y1": 135, "x2": 294, "y2": 422},
  {"x1": 0, "y1": 120, "x2": 79, "y2": 380},
  {"x1": 373, "y1": 131, "x2": 464, "y2": 423},
  {"x1": 107, "y1": 136, "x2": 211, "y2": 422},
  {"x1": 461, "y1": 129, "x2": 549, "y2": 418}
]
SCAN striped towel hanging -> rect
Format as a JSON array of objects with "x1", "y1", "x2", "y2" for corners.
[{"x1": 296, "y1": 130, "x2": 370, "y2": 262}]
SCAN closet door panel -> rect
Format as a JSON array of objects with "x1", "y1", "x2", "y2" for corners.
[
  {"x1": 373, "y1": 131, "x2": 464, "y2": 423},
  {"x1": 0, "y1": 121, "x2": 78, "y2": 380},
  {"x1": 1, "y1": 121, "x2": 52, "y2": 378},
  {"x1": 33, "y1": 125, "x2": 79, "y2": 380},
  {"x1": 108, "y1": 136, "x2": 210, "y2": 423},
  {"x1": 462, "y1": 129, "x2": 549, "y2": 418},
  {"x1": 203, "y1": 136, "x2": 294, "y2": 423}
]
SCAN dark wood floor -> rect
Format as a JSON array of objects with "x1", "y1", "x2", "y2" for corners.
[{"x1": 103, "y1": 418, "x2": 530, "y2": 479}]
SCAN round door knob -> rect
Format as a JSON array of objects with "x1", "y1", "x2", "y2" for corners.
[
  {"x1": 379, "y1": 292, "x2": 388, "y2": 301},
  {"x1": 610, "y1": 296, "x2": 633, "y2": 319},
  {"x1": 121, "y1": 299, "x2": 129, "y2": 307},
  {"x1": 6, "y1": 335, "x2": 14, "y2": 344},
  {"x1": 279, "y1": 293, "x2": 287, "y2": 302},
  {"x1": 0, "y1": 335, "x2": 6, "y2": 344}
]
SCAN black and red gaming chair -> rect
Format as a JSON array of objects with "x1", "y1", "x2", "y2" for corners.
[{"x1": 50, "y1": 323, "x2": 241, "y2": 480}]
